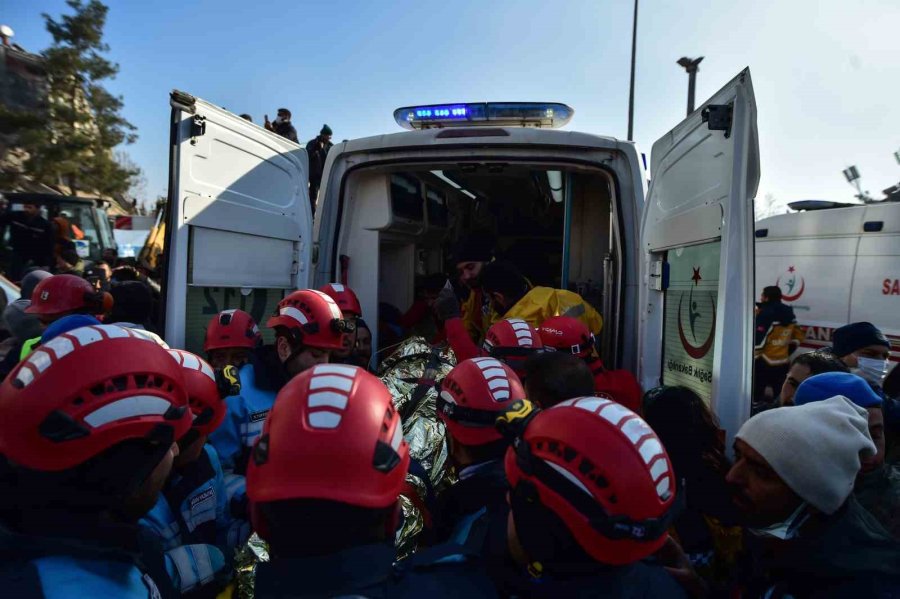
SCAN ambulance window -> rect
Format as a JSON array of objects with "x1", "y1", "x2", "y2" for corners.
[
  {"x1": 662, "y1": 241, "x2": 721, "y2": 404},
  {"x1": 391, "y1": 174, "x2": 424, "y2": 222}
]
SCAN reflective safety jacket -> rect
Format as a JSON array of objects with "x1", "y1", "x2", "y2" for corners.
[
  {"x1": 141, "y1": 445, "x2": 250, "y2": 593},
  {"x1": 754, "y1": 301, "x2": 804, "y2": 366},
  {"x1": 496, "y1": 287, "x2": 603, "y2": 335},
  {"x1": 0, "y1": 518, "x2": 177, "y2": 599},
  {"x1": 209, "y1": 362, "x2": 277, "y2": 474}
]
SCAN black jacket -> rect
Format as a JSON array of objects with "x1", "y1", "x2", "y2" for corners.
[
  {"x1": 273, "y1": 121, "x2": 298, "y2": 143},
  {"x1": 305, "y1": 137, "x2": 333, "y2": 187},
  {"x1": 254, "y1": 542, "x2": 498, "y2": 598},
  {"x1": 754, "y1": 300, "x2": 797, "y2": 347},
  {"x1": 0, "y1": 212, "x2": 54, "y2": 268},
  {"x1": 434, "y1": 459, "x2": 509, "y2": 544},
  {"x1": 738, "y1": 496, "x2": 900, "y2": 598}
]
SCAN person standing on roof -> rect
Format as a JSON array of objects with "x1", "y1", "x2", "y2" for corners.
[
  {"x1": 246, "y1": 364, "x2": 499, "y2": 598},
  {"x1": 263, "y1": 108, "x2": 298, "y2": 143},
  {"x1": 538, "y1": 315, "x2": 642, "y2": 413},
  {"x1": 204, "y1": 309, "x2": 262, "y2": 370},
  {"x1": 433, "y1": 358, "x2": 526, "y2": 545},
  {"x1": 0, "y1": 324, "x2": 192, "y2": 598},
  {"x1": 208, "y1": 290, "x2": 351, "y2": 474},
  {"x1": 753, "y1": 286, "x2": 804, "y2": 406},
  {"x1": 306, "y1": 125, "x2": 333, "y2": 209},
  {"x1": 793, "y1": 372, "x2": 900, "y2": 540},
  {"x1": 483, "y1": 398, "x2": 690, "y2": 598},
  {"x1": 0, "y1": 200, "x2": 54, "y2": 281},
  {"x1": 726, "y1": 396, "x2": 900, "y2": 597}
]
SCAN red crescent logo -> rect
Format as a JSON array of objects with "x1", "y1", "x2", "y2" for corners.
[
  {"x1": 776, "y1": 275, "x2": 805, "y2": 302},
  {"x1": 677, "y1": 292, "x2": 717, "y2": 359}
]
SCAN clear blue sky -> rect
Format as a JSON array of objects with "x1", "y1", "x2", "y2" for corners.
[{"x1": 6, "y1": 0, "x2": 900, "y2": 212}]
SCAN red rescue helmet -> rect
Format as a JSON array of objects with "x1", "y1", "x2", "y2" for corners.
[
  {"x1": 25, "y1": 274, "x2": 113, "y2": 318},
  {"x1": 0, "y1": 324, "x2": 191, "y2": 472},
  {"x1": 500, "y1": 397, "x2": 679, "y2": 566},
  {"x1": 168, "y1": 349, "x2": 225, "y2": 436},
  {"x1": 247, "y1": 364, "x2": 409, "y2": 515},
  {"x1": 204, "y1": 309, "x2": 261, "y2": 352},
  {"x1": 437, "y1": 358, "x2": 526, "y2": 446},
  {"x1": 319, "y1": 283, "x2": 362, "y2": 318},
  {"x1": 538, "y1": 316, "x2": 595, "y2": 359},
  {"x1": 266, "y1": 289, "x2": 352, "y2": 351},
  {"x1": 483, "y1": 319, "x2": 544, "y2": 371}
]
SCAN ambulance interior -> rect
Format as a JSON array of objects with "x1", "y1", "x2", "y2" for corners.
[{"x1": 334, "y1": 163, "x2": 621, "y2": 364}]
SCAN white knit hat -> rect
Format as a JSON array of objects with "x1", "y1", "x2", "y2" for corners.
[{"x1": 735, "y1": 396, "x2": 876, "y2": 514}]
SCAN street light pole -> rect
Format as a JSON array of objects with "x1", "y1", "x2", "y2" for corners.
[
  {"x1": 627, "y1": 0, "x2": 638, "y2": 141},
  {"x1": 677, "y1": 56, "x2": 704, "y2": 116}
]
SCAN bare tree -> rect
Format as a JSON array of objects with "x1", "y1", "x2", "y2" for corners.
[{"x1": 755, "y1": 192, "x2": 783, "y2": 221}]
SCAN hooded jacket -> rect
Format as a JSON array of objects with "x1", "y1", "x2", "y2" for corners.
[{"x1": 739, "y1": 495, "x2": 900, "y2": 598}]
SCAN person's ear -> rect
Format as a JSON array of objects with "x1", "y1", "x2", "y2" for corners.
[{"x1": 275, "y1": 336, "x2": 292, "y2": 362}]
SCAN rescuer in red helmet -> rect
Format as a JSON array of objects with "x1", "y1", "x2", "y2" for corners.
[
  {"x1": 434, "y1": 358, "x2": 526, "y2": 543},
  {"x1": 25, "y1": 273, "x2": 113, "y2": 324},
  {"x1": 209, "y1": 289, "x2": 353, "y2": 474},
  {"x1": 481, "y1": 318, "x2": 544, "y2": 376},
  {"x1": 0, "y1": 324, "x2": 192, "y2": 597},
  {"x1": 491, "y1": 397, "x2": 689, "y2": 597},
  {"x1": 204, "y1": 309, "x2": 262, "y2": 370},
  {"x1": 246, "y1": 364, "x2": 497, "y2": 598},
  {"x1": 319, "y1": 283, "x2": 363, "y2": 362},
  {"x1": 539, "y1": 315, "x2": 643, "y2": 413},
  {"x1": 141, "y1": 349, "x2": 250, "y2": 596}
]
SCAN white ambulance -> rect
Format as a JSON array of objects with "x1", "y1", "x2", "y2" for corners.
[
  {"x1": 755, "y1": 200, "x2": 900, "y2": 362},
  {"x1": 162, "y1": 69, "x2": 760, "y2": 441}
]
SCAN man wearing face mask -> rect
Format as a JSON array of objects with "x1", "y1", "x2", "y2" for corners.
[
  {"x1": 263, "y1": 108, "x2": 298, "y2": 143},
  {"x1": 727, "y1": 397, "x2": 900, "y2": 597},
  {"x1": 832, "y1": 322, "x2": 892, "y2": 388}
]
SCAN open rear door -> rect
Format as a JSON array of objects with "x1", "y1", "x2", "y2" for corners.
[
  {"x1": 639, "y1": 69, "x2": 759, "y2": 440},
  {"x1": 163, "y1": 91, "x2": 311, "y2": 353}
]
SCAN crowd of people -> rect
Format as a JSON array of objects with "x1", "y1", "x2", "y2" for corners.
[{"x1": 0, "y1": 229, "x2": 897, "y2": 598}]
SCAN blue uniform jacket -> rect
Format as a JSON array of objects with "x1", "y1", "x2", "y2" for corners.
[
  {"x1": 141, "y1": 445, "x2": 250, "y2": 593},
  {"x1": 209, "y1": 362, "x2": 278, "y2": 474},
  {"x1": 0, "y1": 518, "x2": 177, "y2": 599}
]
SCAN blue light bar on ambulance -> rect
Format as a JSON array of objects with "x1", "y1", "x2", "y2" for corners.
[{"x1": 393, "y1": 102, "x2": 574, "y2": 130}]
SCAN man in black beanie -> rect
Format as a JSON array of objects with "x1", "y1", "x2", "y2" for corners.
[
  {"x1": 434, "y1": 233, "x2": 496, "y2": 344},
  {"x1": 306, "y1": 124, "x2": 334, "y2": 210},
  {"x1": 832, "y1": 322, "x2": 892, "y2": 388}
]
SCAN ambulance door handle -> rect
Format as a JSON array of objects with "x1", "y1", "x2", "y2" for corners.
[{"x1": 863, "y1": 221, "x2": 883, "y2": 232}]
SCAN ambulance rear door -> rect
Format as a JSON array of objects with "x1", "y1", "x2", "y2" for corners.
[
  {"x1": 163, "y1": 91, "x2": 312, "y2": 353},
  {"x1": 639, "y1": 68, "x2": 760, "y2": 440}
]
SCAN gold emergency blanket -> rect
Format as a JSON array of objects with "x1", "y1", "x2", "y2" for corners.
[
  {"x1": 379, "y1": 337, "x2": 458, "y2": 558},
  {"x1": 232, "y1": 337, "x2": 457, "y2": 597}
]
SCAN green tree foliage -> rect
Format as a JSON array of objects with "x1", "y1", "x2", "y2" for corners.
[{"x1": 22, "y1": 0, "x2": 139, "y2": 196}]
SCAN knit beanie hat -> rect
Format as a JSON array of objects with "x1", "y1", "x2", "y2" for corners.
[
  {"x1": 795, "y1": 372, "x2": 882, "y2": 409},
  {"x1": 735, "y1": 396, "x2": 875, "y2": 514},
  {"x1": 19, "y1": 270, "x2": 51, "y2": 300},
  {"x1": 832, "y1": 322, "x2": 890, "y2": 357},
  {"x1": 320, "y1": 124, "x2": 333, "y2": 136},
  {"x1": 454, "y1": 234, "x2": 494, "y2": 264}
]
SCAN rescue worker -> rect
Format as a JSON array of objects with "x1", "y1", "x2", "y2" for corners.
[
  {"x1": 487, "y1": 398, "x2": 688, "y2": 597},
  {"x1": 538, "y1": 315, "x2": 643, "y2": 412},
  {"x1": 440, "y1": 233, "x2": 496, "y2": 344},
  {"x1": 203, "y1": 309, "x2": 262, "y2": 370},
  {"x1": 20, "y1": 274, "x2": 113, "y2": 359},
  {"x1": 209, "y1": 289, "x2": 350, "y2": 473},
  {"x1": 141, "y1": 350, "x2": 251, "y2": 595},
  {"x1": 246, "y1": 364, "x2": 498, "y2": 598},
  {"x1": 433, "y1": 358, "x2": 526, "y2": 543},
  {"x1": 320, "y1": 282, "x2": 362, "y2": 362},
  {"x1": 521, "y1": 351, "x2": 596, "y2": 408},
  {"x1": 774, "y1": 349, "x2": 848, "y2": 408},
  {"x1": 753, "y1": 286, "x2": 804, "y2": 405},
  {"x1": 793, "y1": 372, "x2": 900, "y2": 539},
  {"x1": 0, "y1": 324, "x2": 192, "y2": 598},
  {"x1": 727, "y1": 397, "x2": 900, "y2": 596}
]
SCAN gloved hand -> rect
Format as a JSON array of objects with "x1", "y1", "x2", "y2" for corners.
[{"x1": 433, "y1": 285, "x2": 461, "y2": 321}]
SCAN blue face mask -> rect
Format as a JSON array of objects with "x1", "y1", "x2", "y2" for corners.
[{"x1": 750, "y1": 501, "x2": 811, "y2": 541}]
